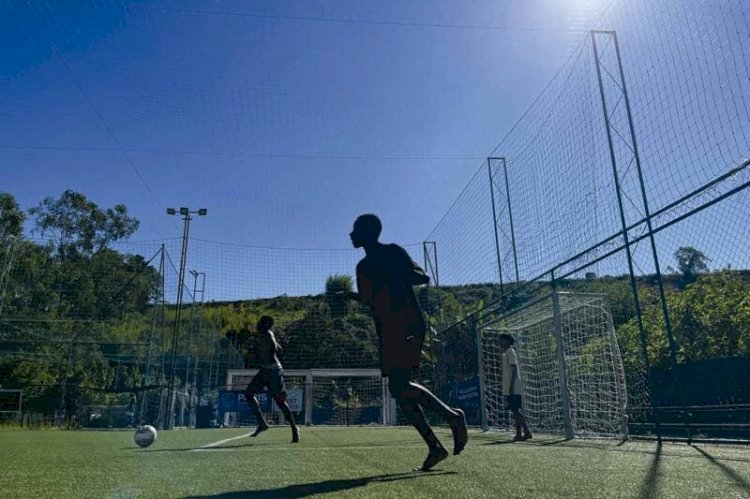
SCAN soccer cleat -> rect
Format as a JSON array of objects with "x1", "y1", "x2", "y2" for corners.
[
  {"x1": 250, "y1": 423, "x2": 269, "y2": 437},
  {"x1": 522, "y1": 433, "x2": 533, "y2": 441},
  {"x1": 414, "y1": 446, "x2": 449, "y2": 472},
  {"x1": 291, "y1": 426, "x2": 300, "y2": 443},
  {"x1": 449, "y1": 408, "x2": 468, "y2": 455}
]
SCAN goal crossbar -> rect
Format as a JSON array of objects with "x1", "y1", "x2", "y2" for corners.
[{"x1": 226, "y1": 368, "x2": 389, "y2": 426}]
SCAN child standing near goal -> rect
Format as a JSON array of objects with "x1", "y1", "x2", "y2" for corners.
[
  {"x1": 226, "y1": 316, "x2": 300, "y2": 443},
  {"x1": 346, "y1": 214, "x2": 468, "y2": 471},
  {"x1": 499, "y1": 333, "x2": 532, "y2": 441}
]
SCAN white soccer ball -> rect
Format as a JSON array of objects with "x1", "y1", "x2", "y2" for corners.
[{"x1": 134, "y1": 425, "x2": 158, "y2": 448}]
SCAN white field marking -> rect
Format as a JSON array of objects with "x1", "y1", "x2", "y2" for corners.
[
  {"x1": 191, "y1": 443, "x2": 424, "y2": 453},
  {"x1": 195, "y1": 432, "x2": 252, "y2": 450}
]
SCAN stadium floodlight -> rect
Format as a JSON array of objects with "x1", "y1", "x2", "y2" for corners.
[{"x1": 163, "y1": 206, "x2": 207, "y2": 429}]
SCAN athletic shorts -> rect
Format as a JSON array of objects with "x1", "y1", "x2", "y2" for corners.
[
  {"x1": 506, "y1": 394, "x2": 523, "y2": 412},
  {"x1": 377, "y1": 311, "x2": 425, "y2": 377},
  {"x1": 246, "y1": 366, "x2": 286, "y2": 398}
]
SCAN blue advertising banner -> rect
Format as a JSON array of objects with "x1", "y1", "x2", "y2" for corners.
[
  {"x1": 451, "y1": 375, "x2": 480, "y2": 410},
  {"x1": 218, "y1": 390, "x2": 303, "y2": 413}
]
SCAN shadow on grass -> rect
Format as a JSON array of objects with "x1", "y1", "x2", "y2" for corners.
[
  {"x1": 538, "y1": 438, "x2": 572, "y2": 446},
  {"x1": 187, "y1": 471, "x2": 458, "y2": 498},
  {"x1": 478, "y1": 436, "x2": 569, "y2": 446},
  {"x1": 486, "y1": 437, "x2": 750, "y2": 464},
  {"x1": 692, "y1": 445, "x2": 750, "y2": 494},
  {"x1": 637, "y1": 441, "x2": 662, "y2": 499}
]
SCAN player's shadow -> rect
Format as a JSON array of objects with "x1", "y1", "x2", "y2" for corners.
[
  {"x1": 187, "y1": 471, "x2": 457, "y2": 498},
  {"x1": 479, "y1": 436, "x2": 570, "y2": 446},
  {"x1": 691, "y1": 445, "x2": 750, "y2": 493},
  {"x1": 637, "y1": 441, "x2": 662, "y2": 499}
]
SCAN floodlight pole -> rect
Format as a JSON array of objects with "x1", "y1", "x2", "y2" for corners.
[{"x1": 165, "y1": 207, "x2": 206, "y2": 429}]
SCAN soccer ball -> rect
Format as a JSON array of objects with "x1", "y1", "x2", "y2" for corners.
[{"x1": 134, "y1": 425, "x2": 157, "y2": 448}]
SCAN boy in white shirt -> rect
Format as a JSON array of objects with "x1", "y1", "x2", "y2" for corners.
[{"x1": 500, "y1": 334, "x2": 532, "y2": 441}]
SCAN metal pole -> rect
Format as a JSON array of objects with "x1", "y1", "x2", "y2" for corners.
[
  {"x1": 432, "y1": 242, "x2": 440, "y2": 288},
  {"x1": 194, "y1": 273, "x2": 205, "y2": 399},
  {"x1": 501, "y1": 158, "x2": 520, "y2": 282},
  {"x1": 140, "y1": 245, "x2": 165, "y2": 424},
  {"x1": 487, "y1": 158, "x2": 505, "y2": 295},
  {"x1": 612, "y1": 32, "x2": 678, "y2": 369},
  {"x1": 422, "y1": 241, "x2": 441, "y2": 403},
  {"x1": 167, "y1": 214, "x2": 191, "y2": 429},
  {"x1": 0, "y1": 235, "x2": 17, "y2": 318},
  {"x1": 182, "y1": 270, "x2": 200, "y2": 426},
  {"x1": 592, "y1": 30, "x2": 661, "y2": 440}
]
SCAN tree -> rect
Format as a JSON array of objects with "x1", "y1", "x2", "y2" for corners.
[
  {"x1": 674, "y1": 246, "x2": 709, "y2": 288},
  {"x1": 0, "y1": 192, "x2": 25, "y2": 238},
  {"x1": 325, "y1": 274, "x2": 353, "y2": 318},
  {"x1": 616, "y1": 270, "x2": 750, "y2": 368},
  {"x1": 29, "y1": 190, "x2": 139, "y2": 259}
]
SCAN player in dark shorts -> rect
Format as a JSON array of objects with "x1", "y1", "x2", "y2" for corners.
[
  {"x1": 227, "y1": 316, "x2": 299, "y2": 443},
  {"x1": 499, "y1": 333, "x2": 531, "y2": 441},
  {"x1": 345, "y1": 214, "x2": 468, "y2": 471}
]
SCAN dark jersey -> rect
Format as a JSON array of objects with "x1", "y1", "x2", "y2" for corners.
[
  {"x1": 355, "y1": 243, "x2": 429, "y2": 319},
  {"x1": 226, "y1": 329, "x2": 281, "y2": 369},
  {"x1": 355, "y1": 243, "x2": 429, "y2": 375}
]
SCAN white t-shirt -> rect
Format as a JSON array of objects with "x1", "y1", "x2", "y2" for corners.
[{"x1": 502, "y1": 347, "x2": 523, "y2": 396}]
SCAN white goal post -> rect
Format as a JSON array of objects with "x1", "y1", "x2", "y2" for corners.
[
  {"x1": 225, "y1": 368, "x2": 392, "y2": 426},
  {"x1": 478, "y1": 292, "x2": 628, "y2": 438}
]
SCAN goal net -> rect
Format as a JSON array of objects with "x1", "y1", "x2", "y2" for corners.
[
  {"x1": 224, "y1": 369, "x2": 390, "y2": 426},
  {"x1": 0, "y1": 389, "x2": 22, "y2": 424},
  {"x1": 478, "y1": 292, "x2": 628, "y2": 438}
]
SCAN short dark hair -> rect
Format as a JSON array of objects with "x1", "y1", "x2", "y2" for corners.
[
  {"x1": 354, "y1": 214, "x2": 382, "y2": 238},
  {"x1": 259, "y1": 315, "x2": 274, "y2": 328},
  {"x1": 499, "y1": 333, "x2": 515, "y2": 345}
]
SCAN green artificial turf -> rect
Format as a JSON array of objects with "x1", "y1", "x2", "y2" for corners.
[{"x1": 1, "y1": 426, "x2": 748, "y2": 498}]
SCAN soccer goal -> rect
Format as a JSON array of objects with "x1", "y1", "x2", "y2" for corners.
[
  {"x1": 0, "y1": 389, "x2": 23, "y2": 424},
  {"x1": 478, "y1": 292, "x2": 628, "y2": 438},
  {"x1": 224, "y1": 368, "x2": 391, "y2": 426}
]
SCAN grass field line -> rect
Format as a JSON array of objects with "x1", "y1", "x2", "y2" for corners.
[{"x1": 195, "y1": 432, "x2": 252, "y2": 449}]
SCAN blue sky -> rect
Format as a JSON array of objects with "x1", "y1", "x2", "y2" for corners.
[
  {"x1": 1, "y1": 0, "x2": 606, "y2": 248},
  {"x1": 3, "y1": 0, "x2": 746, "y2": 301}
]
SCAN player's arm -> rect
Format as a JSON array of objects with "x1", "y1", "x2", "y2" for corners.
[
  {"x1": 508, "y1": 351, "x2": 520, "y2": 390},
  {"x1": 269, "y1": 331, "x2": 282, "y2": 354},
  {"x1": 344, "y1": 265, "x2": 372, "y2": 306},
  {"x1": 509, "y1": 364, "x2": 519, "y2": 391},
  {"x1": 395, "y1": 245, "x2": 430, "y2": 286}
]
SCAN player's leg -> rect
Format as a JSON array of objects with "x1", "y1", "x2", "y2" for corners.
[
  {"x1": 510, "y1": 396, "x2": 530, "y2": 440},
  {"x1": 516, "y1": 404, "x2": 532, "y2": 440},
  {"x1": 512, "y1": 409, "x2": 523, "y2": 440},
  {"x1": 389, "y1": 369, "x2": 448, "y2": 471},
  {"x1": 246, "y1": 373, "x2": 269, "y2": 437},
  {"x1": 402, "y1": 381, "x2": 454, "y2": 418},
  {"x1": 401, "y1": 381, "x2": 468, "y2": 455},
  {"x1": 273, "y1": 393, "x2": 300, "y2": 443},
  {"x1": 269, "y1": 367, "x2": 299, "y2": 443}
]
